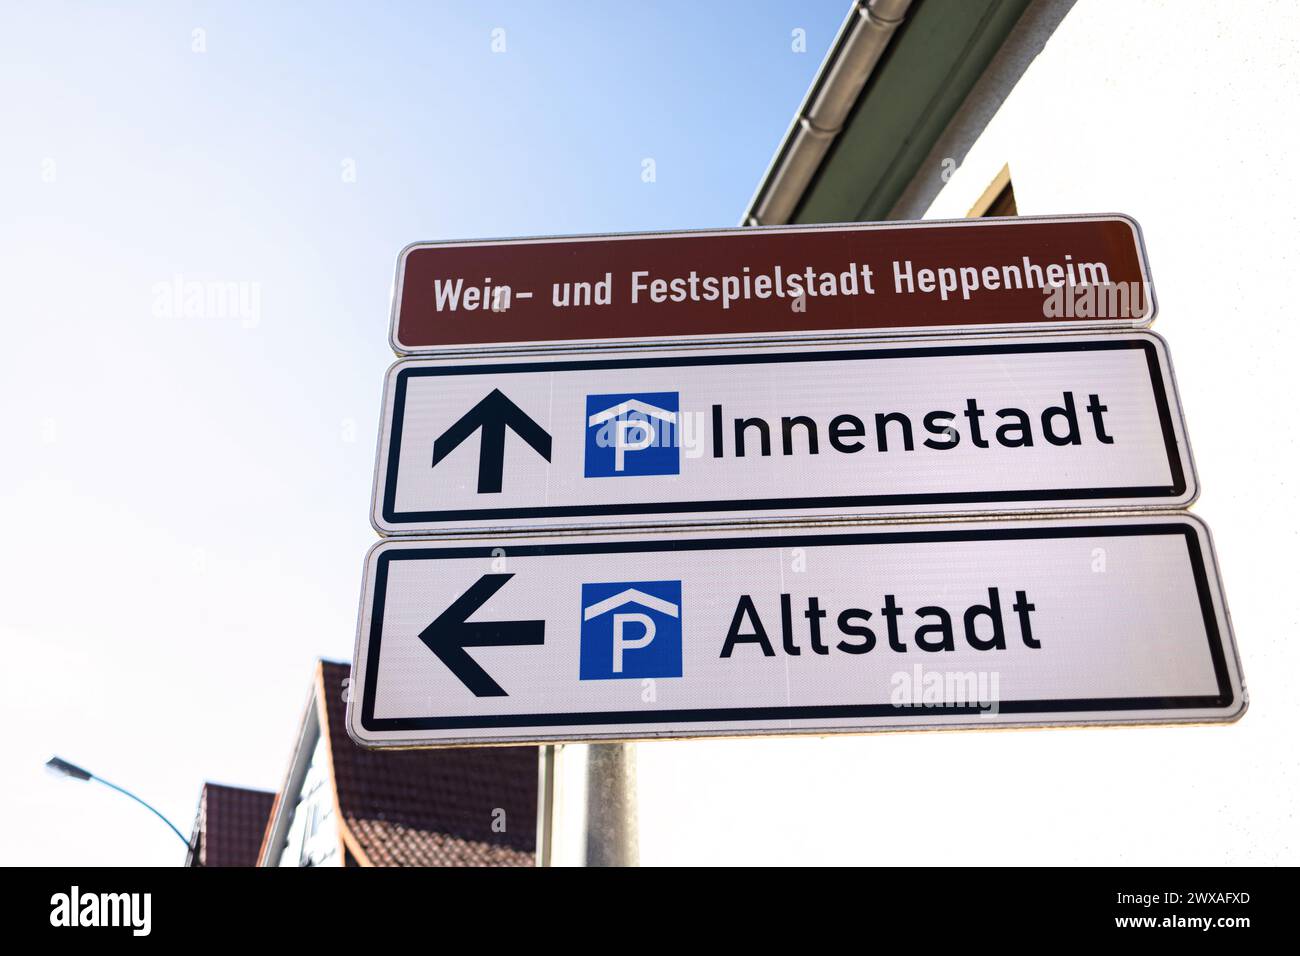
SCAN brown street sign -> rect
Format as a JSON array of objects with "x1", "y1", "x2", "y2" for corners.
[{"x1": 390, "y1": 214, "x2": 1154, "y2": 355}]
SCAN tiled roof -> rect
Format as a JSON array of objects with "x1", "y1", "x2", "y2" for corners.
[
  {"x1": 319, "y1": 661, "x2": 538, "y2": 867},
  {"x1": 191, "y1": 783, "x2": 276, "y2": 867}
]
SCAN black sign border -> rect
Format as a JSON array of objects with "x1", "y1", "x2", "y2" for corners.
[
  {"x1": 358, "y1": 522, "x2": 1233, "y2": 733},
  {"x1": 379, "y1": 338, "x2": 1187, "y2": 525}
]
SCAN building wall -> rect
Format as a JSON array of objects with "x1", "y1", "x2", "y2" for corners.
[
  {"x1": 275, "y1": 734, "x2": 342, "y2": 868},
  {"x1": 631, "y1": 0, "x2": 1300, "y2": 865}
]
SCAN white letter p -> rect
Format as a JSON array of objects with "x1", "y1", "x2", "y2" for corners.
[
  {"x1": 614, "y1": 420, "x2": 653, "y2": 471},
  {"x1": 612, "y1": 613, "x2": 656, "y2": 672}
]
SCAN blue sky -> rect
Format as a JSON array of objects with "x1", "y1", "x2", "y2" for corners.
[{"x1": 0, "y1": 1, "x2": 848, "y2": 864}]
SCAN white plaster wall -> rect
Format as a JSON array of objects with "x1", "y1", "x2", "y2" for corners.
[{"x1": 629, "y1": 0, "x2": 1300, "y2": 865}]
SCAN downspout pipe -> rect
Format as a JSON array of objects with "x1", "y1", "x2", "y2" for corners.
[{"x1": 742, "y1": 0, "x2": 913, "y2": 226}]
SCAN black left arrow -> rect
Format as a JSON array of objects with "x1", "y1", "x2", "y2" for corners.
[
  {"x1": 431, "y1": 389, "x2": 552, "y2": 494},
  {"x1": 418, "y1": 573, "x2": 545, "y2": 697}
]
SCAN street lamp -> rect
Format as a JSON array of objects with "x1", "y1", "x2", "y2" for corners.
[{"x1": 45, "y1": 756, "x2": 191, "y2": 849}]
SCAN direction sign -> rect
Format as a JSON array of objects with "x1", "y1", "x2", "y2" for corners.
[
  {"x1": 390, "y1": 214, "x2": 1154, "y2": 354},
  {"x1": 346, "y1": 514, "x2": 1244, "y2": 747},
  {"x1": 371, "y1": 332, "x2": 1196, "y2": 535}
]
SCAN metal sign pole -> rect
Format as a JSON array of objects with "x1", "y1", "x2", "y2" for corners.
[
  {"x1": 583, "y1": 743, "x2": 639, "y2": 867},
  {"x1": 534, "y1": 745, "x2": 557, "y2": 867}
]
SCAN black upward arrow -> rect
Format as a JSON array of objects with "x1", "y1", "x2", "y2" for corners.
[
  {"x1": 431, "y1": 389, "x2": 552, "y2": 494},
  {"x1": 418, "y1": 574, "x2": 545, "y2": 697}
]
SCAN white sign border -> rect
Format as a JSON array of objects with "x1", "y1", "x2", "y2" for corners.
[
  {"x1": 346, "y1": 513, "x2": 1245, "y2": 749},
  {"x1": 369, "y1": 331, "x2": 1199, "y2": 537}
]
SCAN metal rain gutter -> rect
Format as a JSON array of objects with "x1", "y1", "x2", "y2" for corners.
[{"x1": 741, "y1": 0, "x2": 913, "y2": 227}]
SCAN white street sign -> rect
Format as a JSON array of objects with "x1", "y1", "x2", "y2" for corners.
[
  {"x1": 346, "y1": 514, "x2": 1244, "y2": 748},
  {"x1": 371, "y1": 332, "x2": 1196, "y2": 535}
]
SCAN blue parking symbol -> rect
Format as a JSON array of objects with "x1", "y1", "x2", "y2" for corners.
[
  {"x1": 584, "y1": 392, "x2": 680, "y2": 478},
  {"x1": 580, "y1": 580, "x2": 683, "y2": 680}
]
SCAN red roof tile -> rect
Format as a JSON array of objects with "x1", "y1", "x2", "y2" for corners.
[
  {"x1": 191, "y1": 783, "x2": 276, "y2": 867},
  {"x1": 319, "y1": 661, "x2": 537, "y2": 867}
]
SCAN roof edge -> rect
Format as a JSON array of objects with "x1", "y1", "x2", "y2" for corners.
[{"x1": 742, "y1": 0, "x2": 914, "y2": 226}]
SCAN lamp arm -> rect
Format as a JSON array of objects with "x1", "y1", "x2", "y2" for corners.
[{"x1": 90, "y1": 775, "x2": 192, "y2": 849}]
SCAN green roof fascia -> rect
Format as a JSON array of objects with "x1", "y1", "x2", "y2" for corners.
[{"x1": 792, "y1": 0, "x2": 1032, "y2": 225}]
